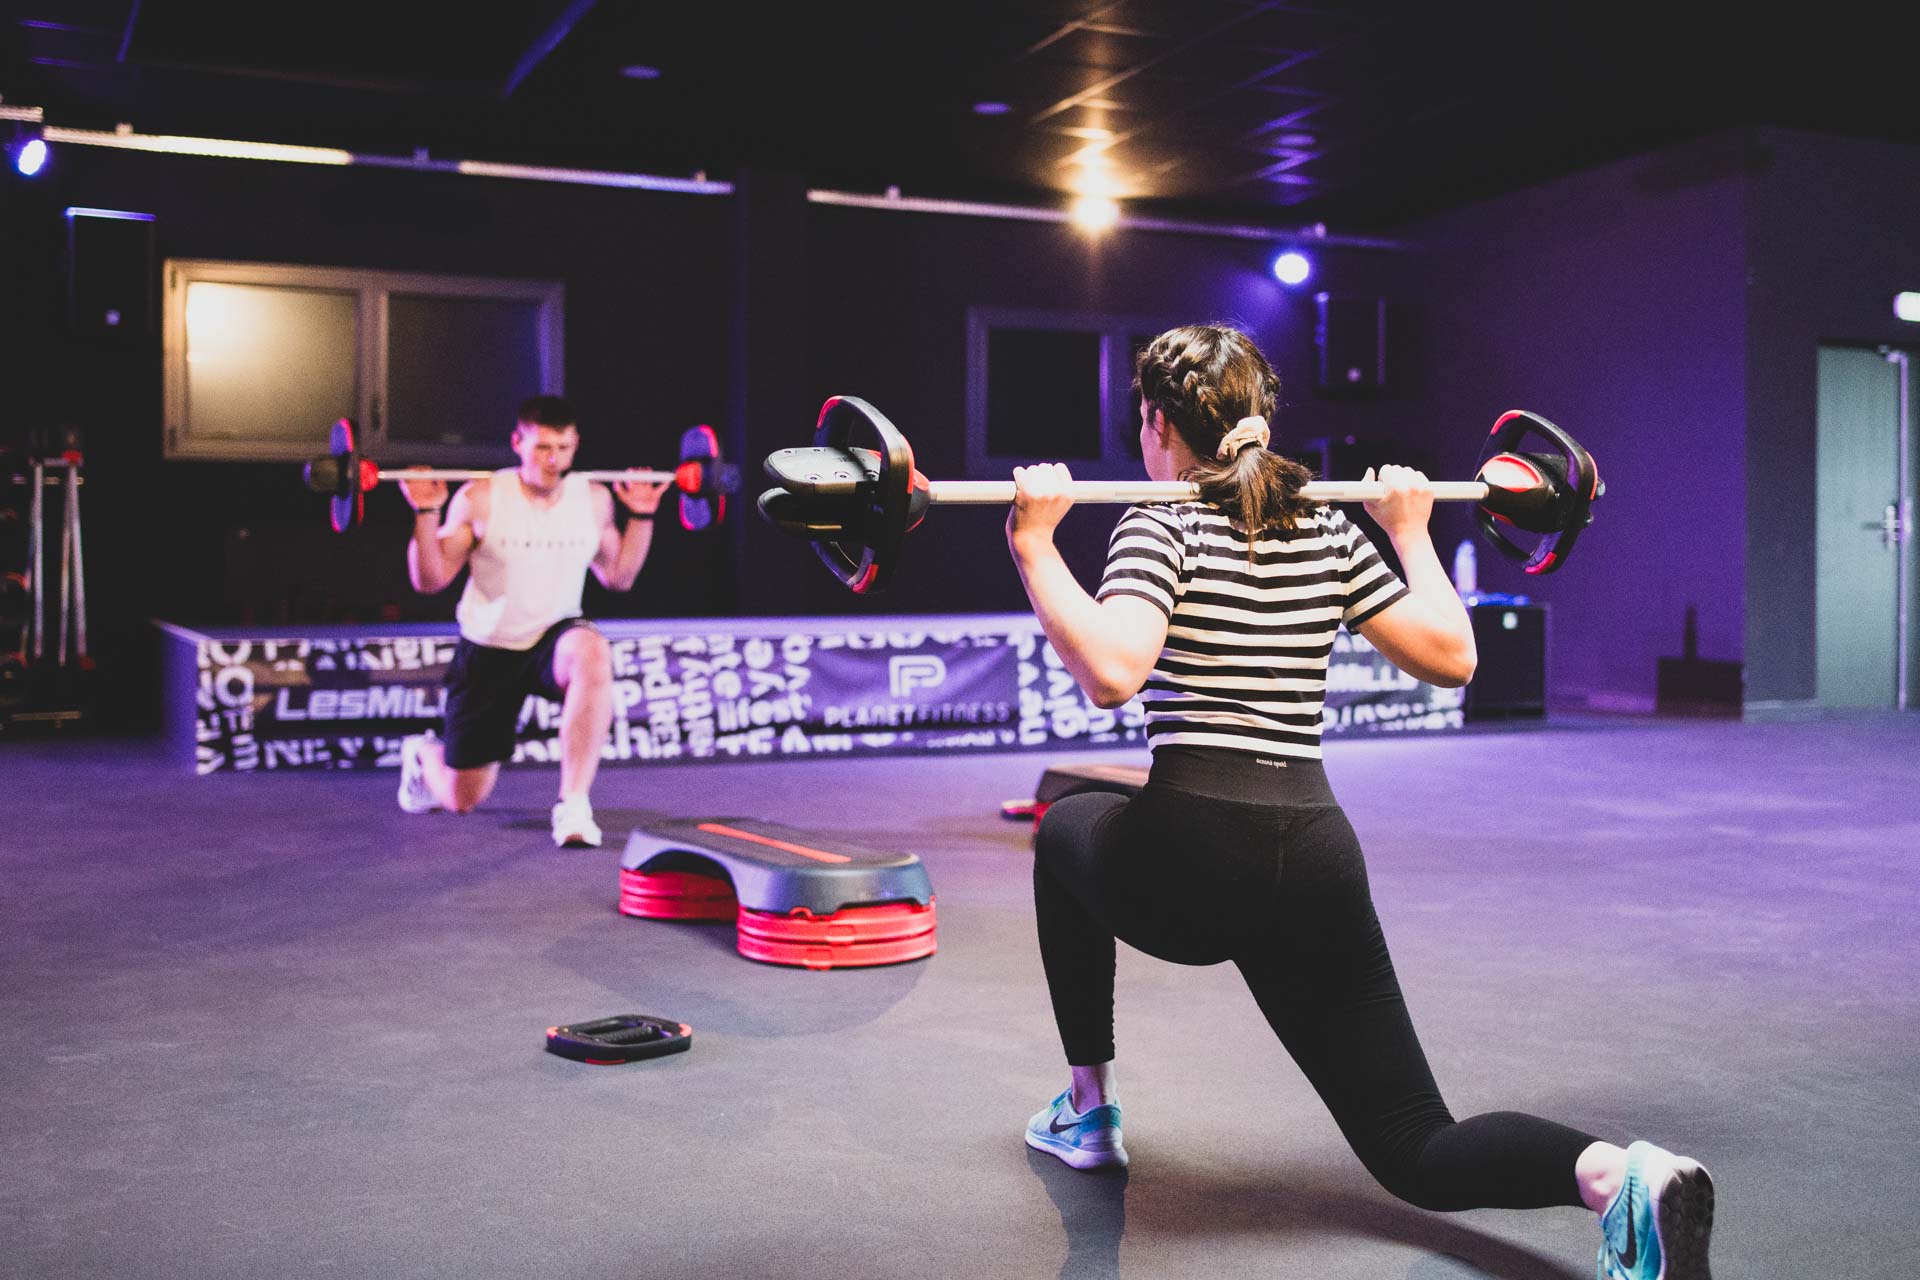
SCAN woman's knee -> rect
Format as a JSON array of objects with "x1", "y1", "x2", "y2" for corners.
[{"x1": 1342, "y1": 1144, "x2": 1464, "y2": 1212}]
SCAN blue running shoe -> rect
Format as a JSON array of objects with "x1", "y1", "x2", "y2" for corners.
[
  {"x1": 1597, "y1": 1140, "x2": 1716, "y2": 1280},
  {"x1": 1025, "y1": 1087, "x2": 1128, "y2": 1170}
]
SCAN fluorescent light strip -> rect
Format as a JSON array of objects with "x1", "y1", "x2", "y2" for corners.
[
  {"x1": 44, "y1": 126, "x2": 350, "y2": 164},
  {"x1": 450, "y1": 159, "x2": 728, "y2": 194},
  {"x1": 37, "y1": 122, "x2": 733, "y2": 194},
  {"x1": 811, "y1": 189, "x2": 1071, "y2": 225},
  {"x1": 806, "y1": 188, "x2": 1409, "y2": 250},
  {"x1": 0, "y1": 104, "x2": 47, "y2": 123},
  {"x1": 65, "y1": 207, "x2": 158, "y2": 221}
]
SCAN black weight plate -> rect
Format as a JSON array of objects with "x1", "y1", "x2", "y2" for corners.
[
  {"x1": 545, "y1": 1013, "x2": 692, "y2": 1064},
  {"x1": 762, "y1": 445, "x2": 881, "y2": 497}
]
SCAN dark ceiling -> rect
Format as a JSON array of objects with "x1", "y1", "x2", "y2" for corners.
[{"x1": 7, "y1": 1, "x2": 1919, "y2": 231}]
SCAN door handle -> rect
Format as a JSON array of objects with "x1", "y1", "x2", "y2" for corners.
[{"x1": 1864, "y1": 504, "x2": 1903, "y2": 548}]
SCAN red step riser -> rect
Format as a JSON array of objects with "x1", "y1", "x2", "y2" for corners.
[
  {"x1": 736, "y1": 931, "x2": 938, "y2": 971},
  {"x1": 736, "y1": 901, "x2": 936, "y2": 946}
]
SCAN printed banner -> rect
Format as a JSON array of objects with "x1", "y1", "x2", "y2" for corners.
[{"x1": 180, "y1": 619, "x2": 1455, "y2": 775}]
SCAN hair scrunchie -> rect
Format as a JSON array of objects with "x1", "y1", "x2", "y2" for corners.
[{"x1": 1215, "y1": 415, "x2": 1271, "y2": 459}]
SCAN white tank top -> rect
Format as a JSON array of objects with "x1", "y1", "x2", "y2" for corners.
[{"x1": 455, "y1": 470, "x2": 600, "y2": 650}]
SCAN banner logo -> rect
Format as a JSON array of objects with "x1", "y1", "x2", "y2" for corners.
[{"x1": 888, "y1": 654, "x2": 948, "y2": 697}]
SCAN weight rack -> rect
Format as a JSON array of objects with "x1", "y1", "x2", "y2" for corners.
[{"x1": 2, "y1": 456, "x2": 89, "y2": 724}]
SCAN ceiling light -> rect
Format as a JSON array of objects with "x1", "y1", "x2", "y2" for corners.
[
  {"x1": 43, "y1": 126, "x2": 350, "y2": 165},
  {"x1": 1896, "y1": 292, "x2": 1920, "y2": 323},
  {"x1": 1271, "y1": 250, "x2": 1312, "y2": 285},
  {"x1": 1069, "y1": 195, "x2": 1120, "y2": 233},
  {"x1": 620, "y1": 65, "x2": 662, "y2": 80},
  {"x1": 972, "y1": 101, "x2": 1012, "y2": 116},
  {"x1": 8, "y1": 127, "x2": 48, "y2": 177}
]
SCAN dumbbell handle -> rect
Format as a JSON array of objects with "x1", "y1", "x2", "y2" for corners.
[
  {"x1": 923, "y1": 480, "x2": 1492, "y2": 505},
  {"x1": 376, "y1": 468, "x2": 679, "y2": 485}
]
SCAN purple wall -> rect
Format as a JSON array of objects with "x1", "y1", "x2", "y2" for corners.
[
  {"x1": 1404, "y1": 137, "x2": 1750, "y2": 709},
  {"x1": 1742, "y1": 129, "x2": 1920, "y2": 704}
]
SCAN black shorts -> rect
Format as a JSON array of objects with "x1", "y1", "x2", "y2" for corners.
[{"x1": 441, "y1": 617, "x2": 598, "y2": 770}]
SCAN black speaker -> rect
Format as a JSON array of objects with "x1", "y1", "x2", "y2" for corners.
[
  {"x1": 1314, "y1": 293, "x2": 1387, "y2": 395},
  {"x1": 1464, "y1": 602, "x2": 1547, "y2": 719},
  {"x1": 66, "y1": 209, "x2": 157, "y2": 336}
]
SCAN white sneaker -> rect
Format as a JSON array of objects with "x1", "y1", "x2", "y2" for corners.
[
  {"x1": 551, "y1": 794, "x2": 602, "y2": 848},
  {"x1": 397, "y1": 731, "x2": 442, "y2": 814}
]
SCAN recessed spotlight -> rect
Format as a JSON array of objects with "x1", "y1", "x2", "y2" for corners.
[
  {"x1": 972, "y1": 101, "x2": 1012, "y2": 116},
  {"x1": 1270, "y1": 250, "x2": 1312, "y2": 286},
  {"x1": 8, "y1": 128, "x2": 48, "y2": 177},
  {"x1": 621, "y1": 65, "x2": 662, "y2": 80},
  {"x1": 15, "y1": 137, "x2": 48, "y2": 176},
  {"x1": 1069, "y1": 195, "x2": 1120, "y2": 232}
]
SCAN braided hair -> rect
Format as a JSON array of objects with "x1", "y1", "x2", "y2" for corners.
[{"x1": 1133, "y1": 324, "x2": 1313, "y2": 557}]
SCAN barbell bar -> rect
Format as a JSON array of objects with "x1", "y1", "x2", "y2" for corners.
[
  {"x1": 758, "y1": 396, "x2": 1603, "y2": 594},
  {"x1": 333, "y1": 466, "x2": 697, "y2": 486},
  {"x1": 912, "y1": 479, "x2": 1494, "y2": 504},
  {"x1": 306, "y1": 419, "x2": 737, "y2": 534}
]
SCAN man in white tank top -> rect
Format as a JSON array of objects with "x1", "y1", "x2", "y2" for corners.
[{"x1": 391, "y1": 396, "x2": 671, "y2": 847}]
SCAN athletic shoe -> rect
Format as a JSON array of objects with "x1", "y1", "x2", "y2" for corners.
[
  {"x1": 550, "y1": 794, "x2": 603, "y2": 849},
  {"x1": 1596, "y1": 1140, "x2": 1716, "y2": 1280},
  {"x1": 397, "y1": 731, "x2": 441, "y2": 814},
  {"x1": 1025, "y1": 1087, "x2": 1128, "y2": 1170}
]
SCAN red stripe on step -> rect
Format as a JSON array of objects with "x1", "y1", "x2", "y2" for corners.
[{"x1": 695, "y1": 822, "x2": 852, "y2": 864}]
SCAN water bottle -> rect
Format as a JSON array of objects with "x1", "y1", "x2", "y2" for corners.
[{"x1": 1451, "y1": 539, "x2": 1477, "y2": 598}]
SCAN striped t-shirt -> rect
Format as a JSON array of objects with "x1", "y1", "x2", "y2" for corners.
[{"x1": 1095, "y1": 501, "x2": 1408, "y2": 759}]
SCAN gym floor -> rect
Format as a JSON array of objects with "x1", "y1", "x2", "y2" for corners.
[{"x1": 3, "y1": 712, "x2": 1916, "y2": 1279}]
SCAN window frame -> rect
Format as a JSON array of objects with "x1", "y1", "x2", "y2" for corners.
[
  {"x1": 964, "y1": 306, "x2": 1177, "y2": 481},
  {"x1": 162, "y1": 259, "x2": 565, "y2": 464}
]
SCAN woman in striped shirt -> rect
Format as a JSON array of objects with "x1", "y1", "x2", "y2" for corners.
[{"x1": 1010, "y1": 325, "x2": 1712, "y2": 1280}]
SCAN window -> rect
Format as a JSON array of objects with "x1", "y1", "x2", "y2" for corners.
[
  {"x1": 163, "y1": 260, "x2": 564, "y2": 463},
  {"x1": 965, "y1": 308, "x2": 1174, "y2": 480}
]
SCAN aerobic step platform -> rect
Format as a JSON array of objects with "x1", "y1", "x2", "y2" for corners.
[
  {"x1": 620, "y1": 818, "x2": 936, "y2": 970},
  {"x1": 999, "y1": 760, "x2": 1150, "y2": 827}
]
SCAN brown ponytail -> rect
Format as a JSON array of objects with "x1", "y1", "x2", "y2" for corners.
[{"x1": 1133, "y1": 324, "x2": 1313, "y2": 559}]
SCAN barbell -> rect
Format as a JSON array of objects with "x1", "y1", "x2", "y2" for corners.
[
  {"x1": 757, "y1": 396, "x2": 1603, "y2": 593},
  {"x1": 304, "y1": 419, "x2": 739, "y2": 533}
]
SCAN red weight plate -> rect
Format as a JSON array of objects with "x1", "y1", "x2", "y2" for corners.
[
  {"x1": 618, "y1": 868, "x2": 737, "y2": 920},
  {"x1": 735, "y1": 929, "x2": 937, "y2": 971},
  {"x1": 735, "y1": 899, "x2": 936, "y2": 946}
]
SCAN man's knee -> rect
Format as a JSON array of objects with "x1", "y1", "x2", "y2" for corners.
[
  {"x1": 561, "y1": 629, "x2": 613, "y2": 688},
  {"x1": 447, "y1": 766, "x2": 497, "y2": 812}
]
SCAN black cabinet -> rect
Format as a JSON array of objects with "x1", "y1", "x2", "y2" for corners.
[{"x1": 1464, "y1": 600, "x2": 1547, "y2": 719}]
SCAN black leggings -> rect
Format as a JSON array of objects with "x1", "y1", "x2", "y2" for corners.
[{"x1": 1032, "y1": 746, "x2": 1594, "y2": 1212}]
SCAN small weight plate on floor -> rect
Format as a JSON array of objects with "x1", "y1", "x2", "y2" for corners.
[{"x1": 545, "y1": 1013, "x2": 692, "y2": 1064}]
